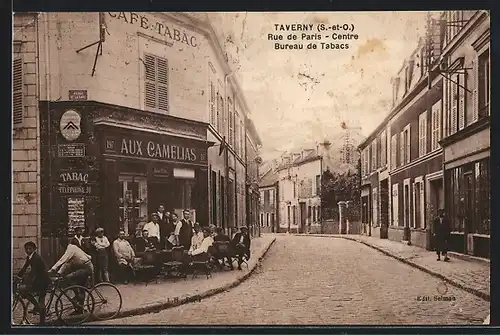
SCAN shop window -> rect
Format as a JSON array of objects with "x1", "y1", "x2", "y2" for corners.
[
  {"x1": 144, "y1": 53, "x2": 169, "y2": 113},
  {"x1": 118, "y1": 176, "x2": 148, "y2": 236}
]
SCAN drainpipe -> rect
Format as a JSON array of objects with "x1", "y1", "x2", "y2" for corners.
[{"x1": 224, "y1": 73, "x2": 235, "y2": 236}]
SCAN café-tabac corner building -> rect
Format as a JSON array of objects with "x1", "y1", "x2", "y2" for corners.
[
  {"x1": 40, "y1": 101, "x2": 212, "y2": 243},
  {"x1": 26, "y1": 12, "x2": 261, "y2": 262}
]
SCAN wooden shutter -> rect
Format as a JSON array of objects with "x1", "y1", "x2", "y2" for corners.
[
  {"x1": 391, "y1": 135, "x2": 397, "y2": 169},
  {"x1": 472, "y1": 58, "x2": 479, "y2": 123},
  {"x1": 451, "y1": 75, "x2": 458, "y2": 134},
  {"x1": 443, "y1": 79, "x2": 448, "y2": 137},
  {"x1": 144, "y1": 54, "x2": 156, "y2": 109},
  {"x1": 406, "y1": 126, "x2": 411, "y2": 163},
  {"x1": 13, "y1": 58, "x2": 24, "y2": 128},
  {"x1": 399, "y1": 132, "x2": 405, "y2": 166},
  {"x1": 419, "y1": 113, "x2": 427, "y2": 157},
  {"x1": 420, "y1": 181, "x2": 425, "y2": 228},
  {"x1": 392, "y1": 184, "x2": 399, "y2": 226},
  {"x1": 157, "y1": 57, "x2": 169, "y2": 112},
  {"x1": 210, "y1": 82, "x2": 215, "y2": 124},
  {"x1": 458, "y1": 73, "x2": 465, "y2": 130}
]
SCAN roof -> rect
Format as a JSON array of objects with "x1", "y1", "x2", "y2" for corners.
[
  {"x1": 259, "y1": 168, "x2": 279, "y2": 188},
  {"x1": 275, "y1": 150, "x2": 321, "y2": 172}
]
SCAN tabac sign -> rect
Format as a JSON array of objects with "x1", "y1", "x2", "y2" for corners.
[
  {"x1": 59, "y1": 110, "x2": 82, "y2": 141},
  {"x1": 103, "y1": 132, "x2": 208, "y2": 166}
]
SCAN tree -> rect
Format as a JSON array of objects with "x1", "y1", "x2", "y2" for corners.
[{"x1": 320, "y1": 165, "x2": 361, "y2": 221}]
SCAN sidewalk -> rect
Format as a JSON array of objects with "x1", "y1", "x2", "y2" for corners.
[
  {"x1": 296, "y1": 234, "x2": 490, "y2": 302},
  {"x1": 95, "y1": 235, "x2": 276, "y2": 321}
]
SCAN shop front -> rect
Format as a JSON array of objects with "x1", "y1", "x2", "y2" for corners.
[
  {"x1": 39, "y1": 101, "x2": 212, "y2": 264},
  {"x1": 441, "y1": 117, "x2": 490, "y2": 259}
]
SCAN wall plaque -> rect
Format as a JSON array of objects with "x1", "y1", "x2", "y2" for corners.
[
  {"x1": 69, "y1": 90, "x2": 88, "y2": 101},
  {"x1": 58, "y1": 143, "x2": 86, "y2": 157}
]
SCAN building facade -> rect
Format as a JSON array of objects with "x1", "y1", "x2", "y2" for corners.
[
  {"x1": 12, "y1": 12, "x2": 261, "y2": 269},
  {"x1": 439, "y1": 11, "x2": 490, "y2": 258},
  {"x1": 358, "y1": 10, "x2": 490, "y2": 258},
  {"x1": 259, "y1": 167, "x2": 279, "y2": 234}
]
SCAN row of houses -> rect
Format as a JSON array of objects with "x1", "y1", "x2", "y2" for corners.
[
  {"x1": 259, "y1": 136, "x2": 361, "y2": 233},
  {"x1": 12, "y1": 12, "x2": 262, "y2": 269},
  {"x1": 358, "y1": 11, "x2": 490, "y2": 258}
]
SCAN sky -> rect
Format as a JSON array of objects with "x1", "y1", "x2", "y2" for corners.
[{"x1": 205, "y1": 12, "x2": 430, "y2": 160}]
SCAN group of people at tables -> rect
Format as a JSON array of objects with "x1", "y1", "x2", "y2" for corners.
[{"x1": 101, "y1": 208, "x2": 251, "y2": 283}]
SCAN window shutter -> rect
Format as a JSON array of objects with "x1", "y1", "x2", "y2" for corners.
[
  {"x1": 472, "y1": 58, "x2": 479, "y2": 123},
  {"x1": 458, "y1": 73, "x2": 466, "y2": 130},
  {"x1": 443, "y1": 80, "x2": 448, "y2": 137},
  {"x1": 392, "y1": 184, "x2": 399, "y2": 226},
  {"x1": 412, "y1": 184, "x2": 416, "y2": 228},
  {"x1": 451, "y1": 75, "x2": 458, "y2": 134},
  {"x1": 210, "y1": 82, "x2": 215, "y2": 124},
  {"x1": 406, "y1": 126, "x2": 411, "y2": 163},
  {"x1": 420, "y1": 181, "x2": 425, "y2": 228},
  {"x1": 391, "y1": 135, "x2": 397, "y2": 170},
  {"x1": 144, "y1": 54, "x2": 156, "y2": 109},
  {"x1": 157, "y1": 57, "x2": 169, "y2": 112},
  {"x1": 13, "y1": 58, "x2": 24, "y2": 128},
  {"x1": 419, "y1": 112, "x2": 427, "y2": 156},
  {"x1": 400, "y1": 132, "x2": 404, "y2": 166}
]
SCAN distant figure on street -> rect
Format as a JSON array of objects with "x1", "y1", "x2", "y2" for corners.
[
  {"x1": 91, "y1": 228, "x2": 110, "y2": 282},
  {"x1": 432, "y1": 209, "x2": 451, "y2": 262},
  {"x1": 175, "y1": 209, "x2": 194, "y2": 250},
  {"x1": 231, "y1": 226, "x2": 251, "y2": 270}
]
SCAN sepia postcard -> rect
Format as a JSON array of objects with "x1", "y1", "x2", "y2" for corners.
[{"x1": 11, "y1": 10, "x2": 490, "y2": 327}]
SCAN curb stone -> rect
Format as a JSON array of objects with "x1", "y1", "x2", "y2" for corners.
[
  {"x1": 94, "y1": 237, "x2": 276, "y2": 322},
  {"x1": 295, "y1": 234, "x2": 490, "y2": 302}
]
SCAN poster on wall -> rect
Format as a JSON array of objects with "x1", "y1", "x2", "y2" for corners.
[{"x1": 67, "y1": 197, "x2": 85, "y2": 235}]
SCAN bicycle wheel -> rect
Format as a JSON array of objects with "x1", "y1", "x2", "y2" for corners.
[
  {"x1": 11, "y1": 295, "x2": 27, "y2": 325},
  {"x1": 90, "y1": 282, "x2": 122, "y2": 320},
  {"x1": 54, "y1": 285, "x2": 95, "y2": 325}
]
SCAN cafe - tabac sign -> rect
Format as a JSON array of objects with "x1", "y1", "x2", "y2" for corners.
[
  {"x1": 104, "y1": 133, "x2": 208, "y2": 166},
  {"x1": 107, "y1": 12, "x2": 198, "y2": 48}
]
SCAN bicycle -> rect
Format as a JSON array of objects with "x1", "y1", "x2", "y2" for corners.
[
  {"x1": 85, "y1": 278, "x2": 122, "y2": 321},
  {"x1": 12, "y1": 277, "x2": 29, "y2": 325},
  {"x1": 18, "y1": 274, "x2": 95, "y2": 326}
]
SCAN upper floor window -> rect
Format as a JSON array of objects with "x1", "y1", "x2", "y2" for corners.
[
  {"x1": 418, "y1": 111, "x2": 428, "y2": 157},
  {"x1": 316, "y1": 175, "x2": 321, "y2": 195},
  {"x1": 477, "y1": 49, "x2": 490, "y2": 119},
  {"x1": 144, "y1": 53, "x2": 169, "y2": 113},
  {"x1": 431, "y1": 101, "x2": 442, "y2": 151}
]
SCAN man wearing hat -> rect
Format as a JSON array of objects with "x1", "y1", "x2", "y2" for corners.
[
  {"x1": 91, "y1": 227, "x2": 110, "y2": 282},
  {"x1": 230, "y1": 226, "x2": 251, "y2": 270},
  {"x1": 135, "y1": 229, "x2": 157, "y2": 253},
  {"x1": 143, "y1": 213, "x2": 161, "y2": 249}
]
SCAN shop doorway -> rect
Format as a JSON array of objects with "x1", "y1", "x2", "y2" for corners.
[
  {"x1": 464, "y1": 171, "x2": 474, "y2": 255},
  {"x1": 117, "y1": 175, "x2": 148, "y2": 236}
]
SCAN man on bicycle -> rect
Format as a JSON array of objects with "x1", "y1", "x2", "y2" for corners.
[
  {"x1": 16, "y1": 241, "x2": 51, "y2": 324},
  {"x1": 48, "y1": 239, "x2": 94, "y2": 314}
]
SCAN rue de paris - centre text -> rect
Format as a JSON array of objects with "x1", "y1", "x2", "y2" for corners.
[{"x1": 270, "y1": 23, "x2": 359, "y2": 50}]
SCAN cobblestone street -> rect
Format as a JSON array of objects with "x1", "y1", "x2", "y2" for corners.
[{"x1": 94, "y1": 235, "x2": 489, "y2": 325}]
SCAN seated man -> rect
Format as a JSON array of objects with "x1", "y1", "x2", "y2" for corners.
[
  {"x1": 213, "y1": 227, "x2": 230, "y2": 242},
  {"x1": 112, "y1": 230, "x2": 136, "y2": 284},
  {"x1": 188, "y1": 223, "x2": 204, "y2": 253},
  {"x1": 16, "y1": 241, "x2": 51, "y2": 324},
  {"x1": 230, "y1": 226, "x2": 251, "y2": 270},
  {"x1": 49, "y1": 239, "x2": 94, "y2": 314},
  {"x1": 188, "y1": 228, "x2": 214, "y2": 258},
  {"x1": 135, "y1": 229, "x2": 157, "y2": 253}
]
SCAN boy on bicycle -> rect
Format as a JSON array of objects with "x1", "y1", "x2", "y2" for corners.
[{"x1": 16, "y1": 241, "x2": 51, "y2": 324}]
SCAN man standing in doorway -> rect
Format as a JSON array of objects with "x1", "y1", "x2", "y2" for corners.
[
  {"x1": 432, "y1": 209, "x2": 451, "y2": 262},
  {"x1": 175, "y1": 209, "x2": 194, "y2": 250}
]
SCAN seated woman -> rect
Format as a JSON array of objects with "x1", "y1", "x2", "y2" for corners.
[
  {"x1": 188, "y1": 223, "x2": 204, "y2": 254},
  {"x1": 135, "y1": 229, "x2": 157, "y2": 253},
  {"x1": 188, "y1": 228, "x2": 214, "y2": 258}
]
